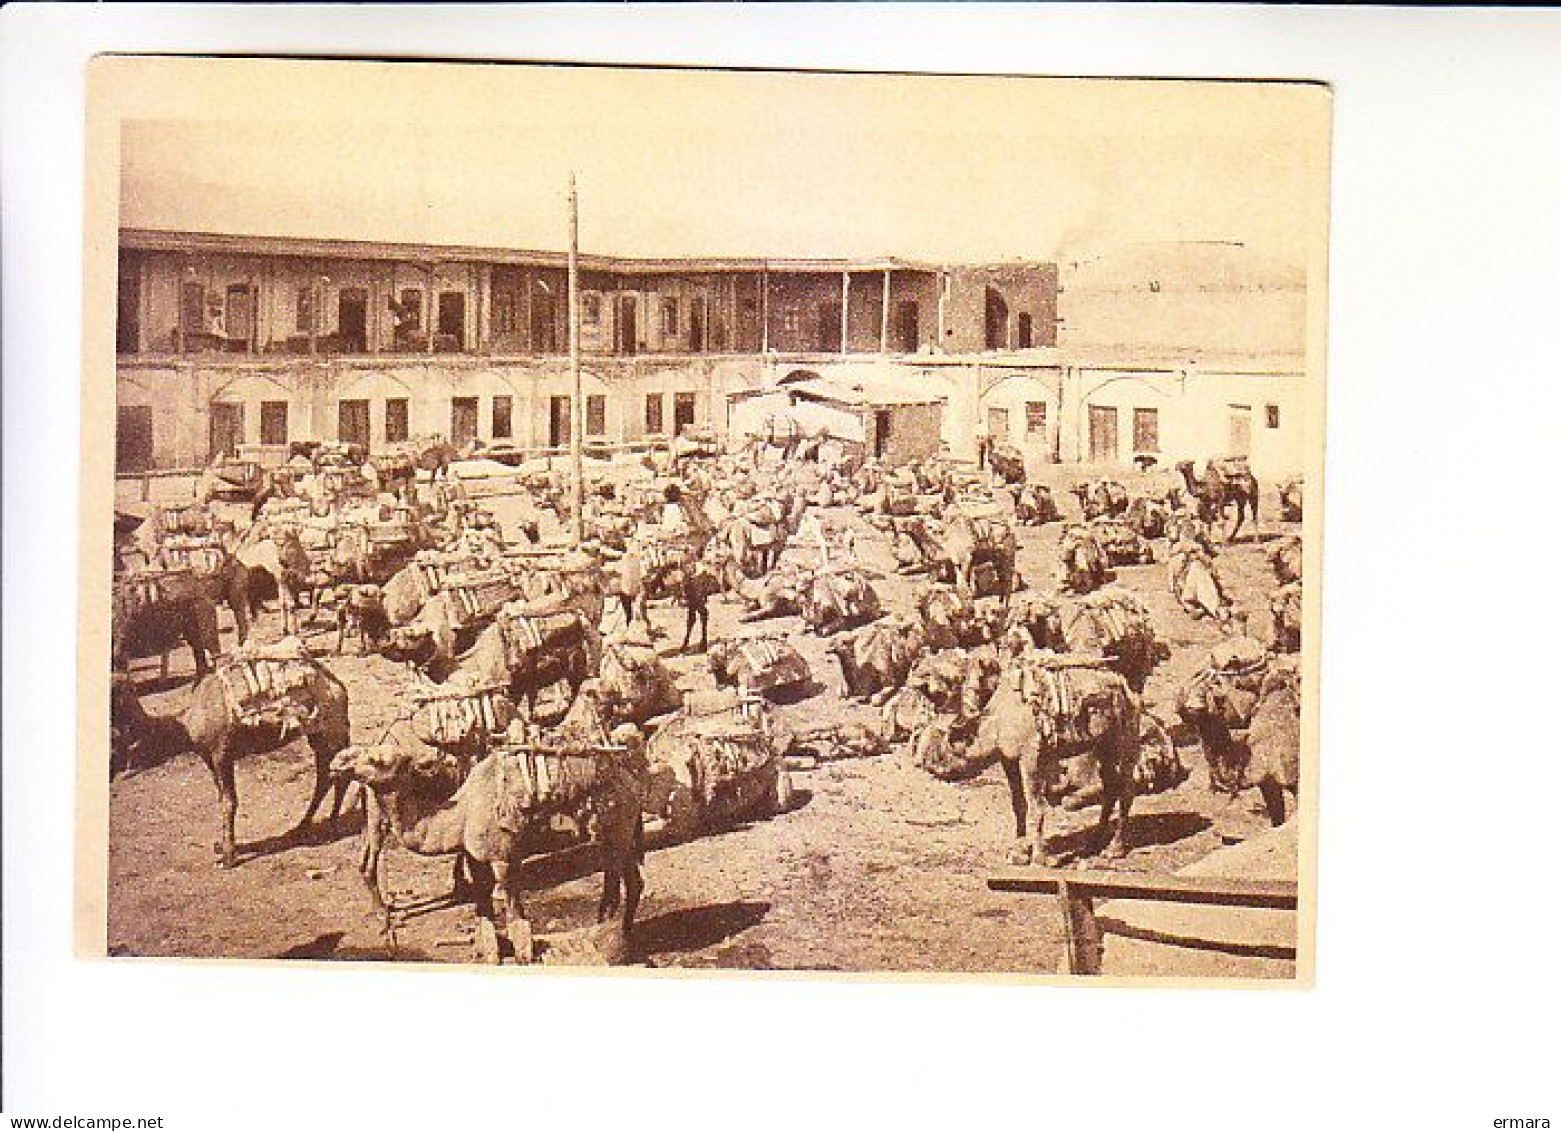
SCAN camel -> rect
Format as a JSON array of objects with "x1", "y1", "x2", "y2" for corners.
[
  {"x1": 988, "y1": 443, "x2": 1026, "y2": 485},
  {"x1": 1087, "y1": 517, "x2": 1156, "y2": 566},
  {"x1": 709, "y1": 635, "x2": 813, "y2": 699},
  {"x1": 597, "y1": 635, "x2": 684, "y2": 724},
  {"x1": 112, "y1": 572, "x2": 222, "y2": 684},
  {"x1": 1011, "y1": 483, "x2": 1061, "y2": 526},
  {"x1": 1071, "y1": 480, "x2": 1129, "y2": 521},
  {"x1": 1278, "y1": 476, "x2": 1304, "y2": 523},
  {"x1": 1056, "y1": 525, "x2": 1112, "y2": 595},
  {"x1": 333, "y1": 730, "x2": 646, "y2": 965},
  {"x1": 237, "y1": 525, "x2": 331, "y2": 636},
  {"x1": 827, "y1": 617, "x2": 926, "y2": 703},
  {"x1": 1124, "y1": 496, "x2": 1170, "y2": 541},
  {"x1": 118, "y1": 649, "x2": 352, "y2": 867},
  {"x1": 924, "y1": 659, "x2": 1142, "y2": 865},
  {"x1": 1175, "y1": 459, "x2": 1260, "y2": 542},
  {"x1": 1180, "y1": 653, "x2": 1299, "y2": 827},
  {"x1": 737, "y1": 568, "x2": 808, "y2": 623},
  {"x1": 1269, "y1": 582, "x2": 1303, "y2": 654},
  {"x1": 940, "y1": 512, "x2": 1017, "y2": 600},
  {"x1": 914, "y1": 583, "x2": 1004, "y2": 651},
  {"x1": 800, "y1": 567, "x2": 882, "y2": 636},
  {"x1": 1269, "y1": 535, "x2": 1302, "y2": 585}
]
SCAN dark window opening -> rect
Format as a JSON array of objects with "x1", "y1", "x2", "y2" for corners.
[
  {"x1": 586, "y1": 394, "x2": 607, "y2": 437},
  {"x1": 818, "y1": 302, "x2": 842, "y2": 352},
  {"x1": 296, "y1": 286, "x2": 316, "y2": 334},
  {"x1": 437, "y1": 292, "x2": 466, "y2": 351},
  {"x1": 661, "y1": 297, "x2": 679, "y2": 337},
  {"x1": 492, "y1": 268, "x2": 522, "y2": 334},
  {"x1": 1016, "y1": 312, "x2": 1033, "y2": 349},
  {"x1": 492, "y1": 395, "x2": 513, "y2": 440},
  {"x1": 225, "y1": 284, "x2": 255, "y2": 348},
  {"x1": 895, "y1": 301, "x2": 920, "y2": 352},
  {"x1": 116, "y1": 253, "x2": 140, "y2": 354},
  {"x1": 674, "y1": 392, "x2": 697, "y2": 435},
  {"x1": 260, "y1": 401, "x2": 289, "y2": 447},
  {"x1": 451, "y1": 396, "x2": 479, "y2": 445},
  {"x1": 116, "y1": 406, "x2": 153, "y2": 473},
  {"x1": 984, "y1": 287, "x2": 1009, "y2": 350},
  {"x1": 688, "y1": 301, "x2": 704, "y2": 352},
  {"x1": 337, "y1": 288, "x2": 368, "y2": 353},
  {"x1": 338, "y1": 399, "x2": 370, "y2": 449},
  {"x1": 549, "y1": 395, "x2": 571, "y2": 448},
  {"x1": 532, "y1": 285, "x2": 558, "y2": 353},
  {"x1": 209, "y1": 402, "x2": 245, "y2": 460},
  {"x1": 1267, "y1": 404, "x2": 1282, "y2": 429},
  {"x1": 1133, "y1": 407, "x2": 1160, "y2": 453},
  {"x1": 616, "y1": 295, "x2": 638, "y2": 355},
  {"x1": 582, "y1": 293, "x2": 601, "y2": 326},
  {"x1": 645, "y1": 393, "x2": 665, "y2": 435},
  {"x1": 385, "y1": 398, "x2": 409, "y2": 444},
  {"x1": 181, "y1": 281, "x2": 206, "y2": 336}
]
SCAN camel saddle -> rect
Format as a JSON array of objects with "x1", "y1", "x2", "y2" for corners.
[
  {"x1": 496, "y1": 604, "x2": 585, "y2": 668},
  {"x1": 218, "y1": 637, "x2": 318, "y2": 733},
  {"x1": 1018, "y1": 661, "x2": 1124, "y2": 748},
  {"x1": 411, "y1": 680, "x2": 513, "y2": 748}
]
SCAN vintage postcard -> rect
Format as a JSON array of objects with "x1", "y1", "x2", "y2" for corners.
[{"x1": 80, "y1": 56, "x2": 1328, "y2": 981}]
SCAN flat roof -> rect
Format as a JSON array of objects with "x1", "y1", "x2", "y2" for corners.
[{"x1": 118, "y1": 228, "x2": 985, "y2": 276}]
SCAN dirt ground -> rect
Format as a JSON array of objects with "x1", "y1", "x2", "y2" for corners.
[{"x1": 107, "y1": 460, "x2": 1295, "y2": 974}]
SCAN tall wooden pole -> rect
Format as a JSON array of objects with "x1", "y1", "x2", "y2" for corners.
[{"x1": 569, "y1": 174, "x2": 585, "y2": 546}]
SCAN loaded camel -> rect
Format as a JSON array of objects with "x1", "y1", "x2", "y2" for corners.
[
  {"x1": 332, "y1": 722, "x2": 646, "y2": 965},
  {"x1": 115, "y1": 645, "x2": 353, "y2": 867},
  {"x1": 1175, "y1": 459, "x2": 1260, "y2": 542}
]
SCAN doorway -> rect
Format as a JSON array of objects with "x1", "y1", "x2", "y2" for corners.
[
  {"x1": 987, "y1": 406, "x2": 1010, "y2": 447},
  {"x1": 895, "y1": 301, "x2": 919, "y2": 352},
  {"x1": 874, "y1": 409, "x2": 892, "y2": 458},
  {"x1": 688, "y1": 301, "x2": 704, "y2": 353},
  {"x1": 209, "y1": 402, "x2": 246, "y2": 460},
  {"x1": 338, "y1": 399, "x2": 370, "y2": 449},
  {"x1": 116, "y1": 253, "x2": 141, "y2": 353},
  {"x1": 818, "y1": 303, "x2": 842, "y2": 352},
  {"x1": 616, "y1": 294, "x2": 638, "y2": 355},
  {"x1": 549, "y1": 395, "x2": 571, "y2": 448},
  {"x1": 1228, "y1": 404, "x2": 1253, "y2": 457},
  {"x1": 451, "y1": 396, "x2": 479, "y2": 446},
  {"x1": 1088, "y1": 405, "x2": 1119, "y2": 462},
  {"x1": 437, "y1": 292, "x2": 466, "y2": 351},
  {"x1": 674, "y1": 392, "x2": 696, "y2": 435},
  {"x1": 338, "y1": 288, "x2": 368, "y2": 353},
  {"x1": 117, "y1": 405, "x2": 153, "y2": 472}
]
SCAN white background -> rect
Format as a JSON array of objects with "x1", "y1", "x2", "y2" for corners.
[{"x1": 4, "y1": 6, "x2": 1558, "y2": 1128}]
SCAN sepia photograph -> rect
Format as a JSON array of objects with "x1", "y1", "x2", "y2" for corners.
[{"x1": 85, "y1": 56, "x2": 1327, "y2": 980}]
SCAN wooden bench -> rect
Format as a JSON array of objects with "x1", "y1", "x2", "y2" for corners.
[{"x1": 987, "y1": 868, "x2": 1298, "y2": 975}]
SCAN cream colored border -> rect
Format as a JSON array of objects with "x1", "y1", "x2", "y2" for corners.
[{"x1": 76, "y1": 56, "x2": 1330, "y2": 987}]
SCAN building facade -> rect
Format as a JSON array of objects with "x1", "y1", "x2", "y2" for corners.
[{"x1": 112, "y1": 229, "x2": 1307, "y2": 480}]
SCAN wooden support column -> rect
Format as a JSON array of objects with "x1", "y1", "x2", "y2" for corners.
[
  {"x1": 839, "y1": 270, "x2": 850, "y2": 354},
  {"x1": 879, "y1": 268, "x2": 891, "y2": 354},
  {"x1": 426, "y1": 262, "x2": 437, "y2": 354},
  {"x1": 936, "y1": 270, "x2": 948, "y2": 353},
  {"x1": 760, "y1": 270, "x2": 770, "y2": 353}
]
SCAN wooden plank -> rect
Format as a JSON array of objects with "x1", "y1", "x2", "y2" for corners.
[{"x1": 987, "y1": 868, "x2": 1297, "y2": 910}]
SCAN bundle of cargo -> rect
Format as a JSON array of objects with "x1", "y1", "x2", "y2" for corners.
[
  {"x1": 158, "y1": 532, "x2": 229, "y2": 576},
  {"x1": 643, "y1": 688, "x2": 789, "y2": 841},
  {"x1": 156, "y1": 503, "x2": 218, "y2": 537},
  {"x1": 494, "y1": 599, "x2": 595, "y2": 674},
  {"x1": 1056, "y1": 524, "x2": 1112, "y2": 595},
  {"x1": 114, "y1": 565, "x2": 202, "y2": 621},
  {"x1": 216, "y1": 636, "x2": 320, "y2": 735},
  {"x1": 1088, "y1": 517, "x2": 1156, "y2": 566},
  {"x1": 442, "y1": 568, "x2": 524, "y2": 631},
  {"x1": 410, "y1": 677, "x2": 516, "y2": 750},
  {"x1": 708, "y1": 634, "x2": 812, "y2": 698}
]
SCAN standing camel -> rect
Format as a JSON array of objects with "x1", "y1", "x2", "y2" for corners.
[
  {"x1": 1175, "y1": 459, "x2": 1260, "y2": 542},
  {"x1": 333, "y1": 733, "x2": 645, "y2": 965},
  {"x1": 117, "y1": 654, "x2": 353, "y2": 867}
]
